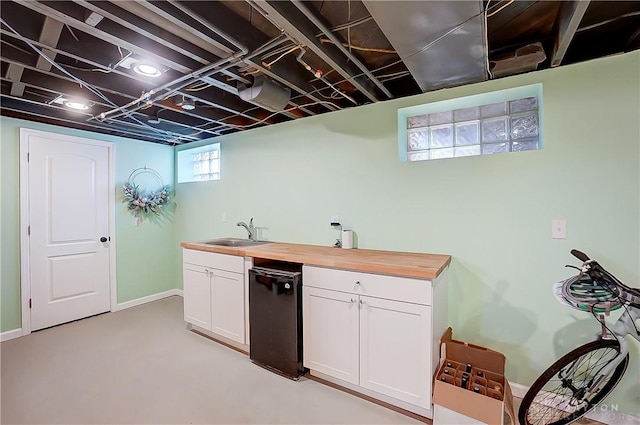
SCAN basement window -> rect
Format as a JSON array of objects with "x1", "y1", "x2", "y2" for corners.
[
  {"x1": 397, "y1": 84, "x2": 542, "y2": 162},
  {"x1": 177, "y1": 143, "x2": 221, "y2": 183}
]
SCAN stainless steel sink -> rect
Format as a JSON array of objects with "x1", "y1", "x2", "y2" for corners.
[{"x1": 201, "y1": 238, "x2": 268, "y2": 247}]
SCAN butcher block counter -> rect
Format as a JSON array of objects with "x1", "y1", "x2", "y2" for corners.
[{"x1": 180, "y1": 240, "x2": 450, "y2": 280}]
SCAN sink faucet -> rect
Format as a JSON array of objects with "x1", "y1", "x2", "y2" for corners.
[{"x1": 237, "y1": 218, "x2": 256, "y2": 240}]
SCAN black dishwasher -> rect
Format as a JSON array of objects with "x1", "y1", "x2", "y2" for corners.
[{"x1": 248, "y1": 261, "x2": 305, "y2": 380}]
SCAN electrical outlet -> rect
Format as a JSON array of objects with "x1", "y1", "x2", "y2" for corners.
[
  {"x1": 221, "y1": 212, "x2": 227, "y2": 223},
  {"x1": 552, "y1": 219, "x2": 567, "y2": 239},
  {"x1": 331, "y1": 215, "x2": 340, "y2": 224}
]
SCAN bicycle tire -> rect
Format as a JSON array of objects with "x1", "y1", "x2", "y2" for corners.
[{"x1": 518, "y1": 338, "x2": 629, "y2": 425}]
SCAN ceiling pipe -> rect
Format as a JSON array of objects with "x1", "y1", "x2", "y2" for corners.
[
  {"x1": 97, "y1": 35, "x2": 288, "y2": 124},
  {"x1": 11, "y1": 1, "x2": 324, "y2": 130},
  {"x1": 291, "y1": 1, "x2": 392, "y2": 99},
  {"x1": 0, "y1": 94, "x2": 206, "y2": 143},
  {"x1": 248, "y1": 0, "x2": 380, "y2": 103},
  {"x1": 106, "y1": 0, "x2": 235, "y2": 58},
  {"x1": 167, "y1": 0, "x2": 248, "y2": 57},
  {"x1": 15, "y1": 0, "x2": 192, "y2": 73},
  {"x1": 295, "y1": 48, "x2": 357, "y2": 105}
]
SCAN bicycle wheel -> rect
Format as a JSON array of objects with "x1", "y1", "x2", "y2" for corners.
[{"x1": 518, "y1": 339, "x2": 629, "y2": 425}]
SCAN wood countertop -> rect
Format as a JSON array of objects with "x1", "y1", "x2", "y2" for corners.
[{"x1": 180, "y1": 241, "x2": 451, "y2": 280}]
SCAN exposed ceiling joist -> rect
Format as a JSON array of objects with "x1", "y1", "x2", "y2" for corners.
[
  {"x1": 552, "y1": 0, "x2": 591, "y2": 67},
  {"x1": 250, "y1": 0, "x2": 383, "y2": 103},
  {"x1": 2, "y1": 0, "x2": 639, "y2": 145},
  {"x1": 15, "y1": 0, "x2": 197, "y2": 73},
  {"x1": 35, "y1": 16, "x2": 64, "y2": 71}
]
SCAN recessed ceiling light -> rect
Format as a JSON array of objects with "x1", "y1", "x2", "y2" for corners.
[
  {"x1": 51, "y1": 95, "x2": 93, "y2": 111},
  {"x1": 62, "y1": 100, "x2": 90, "y2": 110},
  {"x1": 133, "y1": 63, "x2": 162, "y2": 78}
]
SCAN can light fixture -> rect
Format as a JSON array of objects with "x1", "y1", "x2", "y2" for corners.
[
  {"x1": 50, "y1": 95, "x2": 93, "y2": 111},
  {"x1": 132, "y1": 62, "x2": 162, "y2": 78},
  {"x1": 63, "y1": 100, "x2": 90, "y2": 110}
]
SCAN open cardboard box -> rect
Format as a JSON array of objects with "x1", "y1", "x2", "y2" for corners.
[{"x1": 432, "y1": 328, "x2": 517, "y2": 425}]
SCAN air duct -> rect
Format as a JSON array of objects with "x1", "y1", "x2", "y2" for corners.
[
  {"x1": 238, "y1": 76, "x2": 290, "y2": 112},
  {"x1": 363, "y1": 1, "x2": 487, "y2": 92},
  {"x1": 489, "y1": 43, "x2": 546, "y2": 78}
]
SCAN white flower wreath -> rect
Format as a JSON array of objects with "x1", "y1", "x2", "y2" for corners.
[{"x1": 122, "y1": 167, "x2": 173, "y2": 219}]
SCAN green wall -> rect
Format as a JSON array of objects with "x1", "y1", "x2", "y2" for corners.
[
  {"x1": 176, "y1": 52, "x2": 639, "y2": 415},
  {"x1": 1, "y1": 117, "x2": 178, "y2": 332},
  {"x1": 1, "y1": 51, "x2": 638, "y2": 416}
]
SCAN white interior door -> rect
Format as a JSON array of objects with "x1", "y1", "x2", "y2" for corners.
[{"x1": 23, "y1": 130, "x2": 112, "y2": 331}]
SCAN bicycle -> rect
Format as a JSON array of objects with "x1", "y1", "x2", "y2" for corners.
[{"x1": 518, "y1": 249, "x2": 640, "y2": 425}]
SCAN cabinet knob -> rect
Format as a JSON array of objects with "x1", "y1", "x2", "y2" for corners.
[
  {"x1": 355, "y1": 281, "x2": 361, "y2": 285},
  {"x1": 350, "y1": 298, "x2": 356, "y2": 304}
]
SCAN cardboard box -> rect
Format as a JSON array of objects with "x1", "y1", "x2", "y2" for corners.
[{"x1": 432, "y1": 328, "x2": 516, "y2": 425}]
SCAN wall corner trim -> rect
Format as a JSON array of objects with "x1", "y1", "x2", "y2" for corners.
[
  {"x1": 0, "y1": 328, "x2": 24, "y2": 342},
  {"x1": 114, "y1": 289, "x2": 183, "y2": 312}
]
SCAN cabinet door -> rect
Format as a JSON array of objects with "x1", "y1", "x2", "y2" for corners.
[
  {"x1": 183, "y1": 264, "x2": 212, "y2": 330},
  {"x1": 359, "y1": 296, "x2": 431, "y2": 408},
  {"x1": 211, "y1": 269, "x2": 245, "y2": 344},
  {"x1": 303, "y1": 287, "x2": 359, "y2": 384}
]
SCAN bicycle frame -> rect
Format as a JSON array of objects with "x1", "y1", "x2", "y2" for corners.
[{"x1": 586, "y1": 305, "x2": 640, "y2": 393}]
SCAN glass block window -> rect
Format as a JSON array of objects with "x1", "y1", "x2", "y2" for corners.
[
  {"x1": 397, "y1": 84, "x2": 542, "y2": 162},
  {"x1": 177, "y1": 143, "x2": 221, "y2": 183}
]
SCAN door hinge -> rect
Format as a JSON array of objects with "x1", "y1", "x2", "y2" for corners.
[
  {"x1": 27, "y1": 225, "x2": 30, "y2": 236},
  {"x1": 27, "y1": 152, "x2": 30, "y2": 162},
  {"x1": 29, "y1": 299, "x2": 32, "y2": 309}
]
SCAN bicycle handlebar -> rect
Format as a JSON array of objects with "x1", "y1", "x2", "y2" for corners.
[
  {"x1": 571, "y1": 249, "x2": 590, "y2": 262},
  {"x1": 570, "y1": 249, "x2": 640, "y2": 307}
]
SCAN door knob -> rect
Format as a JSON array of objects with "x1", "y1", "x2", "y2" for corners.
[{"x1": 100, "y1": 236, "x2": 108, "y2": 242}]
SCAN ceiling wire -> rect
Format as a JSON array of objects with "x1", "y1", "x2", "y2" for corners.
[
  {"x1": 487, "y1": 0, "x2": 515, "y2": 18},
  {"x1": 0, "y1": 17, "x2": 181, "y2": 142},
  {"x1": 347, "y1": 0, "x2": 352, "y2": 57},
  {"x1": 201, "y1": 100, "x2": 344, "y2": 132},
  {"x1": 316, "y1": 15, "x2": 373, "y2": 36},
  {"x1": 1, "y1": 39, "x2": 37, "y2": 56},
  {"x1": 64, "y1": 23, "x2": 79, "y2": 41},
  {"x1": 185, "y1": 83, "x2": 213, "y2": 92},
  {"x1": 319, "y1": 39, "x2": 395, "y2": 54},
  {"x1": 262, "y1": 45, "x2": 301, "y2": 68},
  {"x1": 576, "y1": 11, "x2": 640, "y2": 32}
]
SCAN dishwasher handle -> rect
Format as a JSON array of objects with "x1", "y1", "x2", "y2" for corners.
[{"x1": 250, "y1": 268, "x2": 298, "y2": 295}]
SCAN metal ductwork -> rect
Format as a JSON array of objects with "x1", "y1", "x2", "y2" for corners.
[
  {"x1": 238, "y1": 75, "x2": 291, "y2": 112},
  {"x1": 490, "y1": 43, "x2": 546, "y2": 78},
  {"x1": 363, "y1": 0, "x2": 488, "y2": 93}
]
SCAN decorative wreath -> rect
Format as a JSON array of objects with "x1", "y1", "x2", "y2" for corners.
[{"x1": 122, "y1": 167, "x2": 173, "y2": 219}]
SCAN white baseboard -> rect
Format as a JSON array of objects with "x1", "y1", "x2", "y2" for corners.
[
  {"x1": 114, "y1": 289, "x2": 183, "y2": 311},
  {"x1": 0, "y1": 328, "x2": 24, "y2": 342},
  {"x1": 509, "y1": 381, "x2": 640, "y2": 425}
]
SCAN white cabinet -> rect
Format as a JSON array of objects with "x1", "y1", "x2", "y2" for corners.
[
  {"x1": 303, "y1": 265, "x2": 447, "y2": 416},
  {"x1": 210, "y1": 269, "x2": 245, "y2": 342},
  {"x1": 183, "y1": 264, "x2": 211, "y2": 330},
  {"x1": 303, "y1": 286, "x2": 359, "y2": 384},
  {"x1": 359, "y1": 295, "x2": 430, "y2": 405},
  {"x1": 183, "y1": 249, "x2": 246, "y2": 346}
]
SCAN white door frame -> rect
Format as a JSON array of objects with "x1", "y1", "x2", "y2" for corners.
[{"x1": 19, "y1": 128, "x2": 117, "y2": 336}]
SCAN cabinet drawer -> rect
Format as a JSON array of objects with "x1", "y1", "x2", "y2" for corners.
[
  {"x1": 183, "y1": 249, "x2": 244, "y2": 273},
  {"x1": 303, "y1": 265, "x2": 432, "y2": 305}
]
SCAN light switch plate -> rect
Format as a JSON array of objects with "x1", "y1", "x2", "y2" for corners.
[{"x1": 552, "y1": 219, "x2": 567, "y2": 239}]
